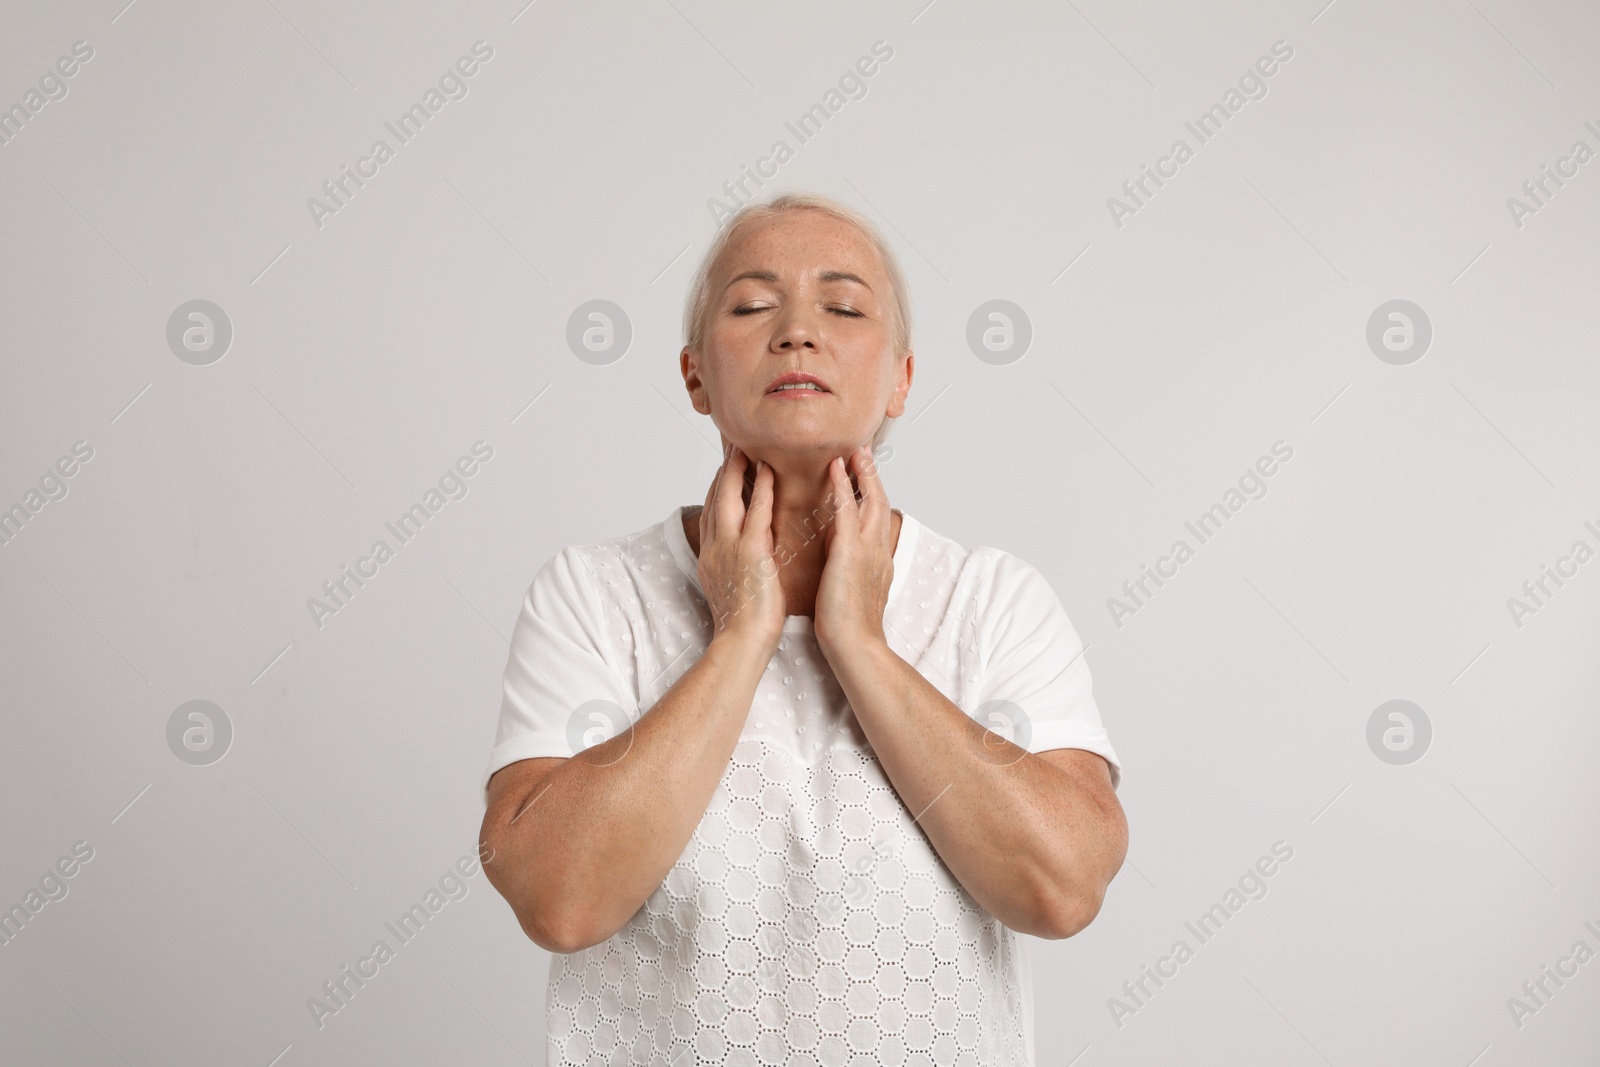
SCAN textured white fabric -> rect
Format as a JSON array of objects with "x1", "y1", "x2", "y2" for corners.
[{"x1": 483, "y1": 506, "x2": 1121, "y2": 1066}]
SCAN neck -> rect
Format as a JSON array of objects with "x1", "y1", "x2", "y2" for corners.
[
  {"x1": 763, "y1": 455, "x2": 851, "y2": 555},
  {"x1": 684, "y1": 453, "x2": 900, "y2": 617}
]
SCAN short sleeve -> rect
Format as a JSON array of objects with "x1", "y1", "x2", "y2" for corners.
[
  {"x1": 970, "y1": 549, "x2": 1122, "y2": 791},
  {"x1": 481, "y1": 546, "x2": 637, "y2": 803}
]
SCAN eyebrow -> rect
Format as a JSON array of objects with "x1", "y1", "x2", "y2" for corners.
[{"x1": 722, "y1": 269, "x2": 873, "y2": 292}]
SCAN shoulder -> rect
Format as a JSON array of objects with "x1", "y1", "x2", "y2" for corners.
[
  {"x1": 969, "y1": 545, "x2": 1057, "y2": 603},
  {"x1": 889, "y1": 515, "x2": 1061, "y2": 616},
  {"x1": 908, "y1": 518, "x2": 1054, "y2": 609},
  {"x1": 527, "y1": 514, "x2": 676, "y2": 604},
  {"x1": 895, "y1": 512, "x2": 971, "y2": 581},
  {"x1": 891, "y1": 518, "x2": 1063, "y2": 638},
  {"x1": 956, "y1": 540, "x2": 1081, "y2": 654}
]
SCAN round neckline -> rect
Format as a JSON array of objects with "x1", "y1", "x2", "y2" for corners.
[{"x1": 662, "y1": 502, "x2": 920, "y2": 634}]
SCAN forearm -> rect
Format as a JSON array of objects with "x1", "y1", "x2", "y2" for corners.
[
  {"x1": 826, "y1": 638, "x2": 1121, "y2": 937},
  {"x1": 484, "y1": 629, "x2": 773, "y2": 951}
]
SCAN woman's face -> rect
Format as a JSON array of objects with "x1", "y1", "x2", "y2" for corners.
[{"x1": 683, "y1": 209, "x2": 912, "y2": 465}]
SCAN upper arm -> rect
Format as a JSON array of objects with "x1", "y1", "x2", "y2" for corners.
[
  {"x1": 481, "y1": 545, "x2": 637, "y2": 807},
  {"x1": 1036, "y1": 747, "x2": 1120, "y2": 820},
  {"x1": 970, "y1": 549, "x2": 1123, "y2": 790}
]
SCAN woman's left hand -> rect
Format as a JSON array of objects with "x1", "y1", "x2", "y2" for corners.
[{"x1": 815, "y1": 444, "x2": 895, "y2": 660}]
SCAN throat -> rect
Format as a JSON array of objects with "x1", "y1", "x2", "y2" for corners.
[{"x1": 680, "y1": 505, "x2": 902, "y2": 560}]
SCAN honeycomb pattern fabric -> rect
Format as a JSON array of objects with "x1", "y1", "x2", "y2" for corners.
[{"x1": 484, "y1": 506, "x2": 1121, "y2": 1066}]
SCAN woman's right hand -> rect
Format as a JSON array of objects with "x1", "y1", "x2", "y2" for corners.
[{"x1": 698, "y1": 444, "x2": 785, "y2": 649}]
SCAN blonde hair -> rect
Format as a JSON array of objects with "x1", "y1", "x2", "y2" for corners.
[{"x1": 682, "y1": 192, "x2": 911, "y2": 452}]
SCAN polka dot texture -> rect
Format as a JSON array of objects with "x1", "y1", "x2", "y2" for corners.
[{"x1": 496, "y1": 506, "x2": 1112, "y2": 1066}]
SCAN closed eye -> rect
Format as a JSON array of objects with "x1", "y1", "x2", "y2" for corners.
[{"x1": 731, "y1": 305, "x2": 864, "y2": 317}]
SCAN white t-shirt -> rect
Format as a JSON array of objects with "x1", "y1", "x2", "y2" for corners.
[{"x1": 483, "y1": 505, "x2": 1121, "y2": 1067}]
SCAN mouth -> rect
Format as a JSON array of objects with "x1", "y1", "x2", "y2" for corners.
[{"x1": 766, "y1": 372, "x2": 831, "y2": 396}]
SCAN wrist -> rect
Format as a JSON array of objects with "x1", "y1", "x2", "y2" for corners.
[
  {"x1": 817, "y1": 626, "x2": 890, "y2": 667},
  {"x1": 709, "y1": 620, "x2": 781, "y2": 663}
]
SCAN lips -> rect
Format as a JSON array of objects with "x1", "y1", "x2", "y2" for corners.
[{"x1": 766, "y1": 371, "x2": 830, "y2": 394}]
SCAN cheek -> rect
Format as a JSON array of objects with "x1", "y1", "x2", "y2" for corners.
[
  {"x1": 706, "y1": 322, "x2": 761, "y2": 367},
  {"x1": 840, "y1": 343, "x2": 895, "y2": 396},
  {"x1": 713, "y1": 332, "x2": 771, "y2": 380}
]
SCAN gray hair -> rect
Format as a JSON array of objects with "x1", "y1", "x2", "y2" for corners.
[{"x1": 682, "y1": 191, "x2": 911, "y2": 452}]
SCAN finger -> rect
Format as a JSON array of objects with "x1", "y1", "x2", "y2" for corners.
[
  {"x1": 827, "y1": 454, "x2": 860, "y2": 549},
  {"x1": 701, "y1": 443, "x2": 730, "y2": 553},
  {"x1": 712, "y1": 445, "x2": 750, "y2": 538},
  {"x1": 739, "y1": 448, "x2": 758, "y2": 511},
  {"x1": 850, "y1": 443, "x2": 890, "y2": 540},
  {"x1": 705, "y1": 439, "x2": 733, "y2": 511},
  {"x1": 702, "y1": 448, "x2": 723, "y2": 520},
  {"x1": 743, "y1": 460, "x2": 774, "y2": 546}
]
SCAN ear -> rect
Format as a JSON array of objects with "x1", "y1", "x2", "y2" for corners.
[
  {"x1": 681, "y1": 347, "x2": 711, "y2": 415},
  {"x1": 885, "y1": 350, "x2": 914, "y2": 418}
]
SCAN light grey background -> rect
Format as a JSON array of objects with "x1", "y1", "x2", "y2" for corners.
[{"x1": 2, "y1": 0, "x2": 1597, "y2": 1063}]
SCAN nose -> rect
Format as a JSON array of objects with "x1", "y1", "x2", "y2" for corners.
[{"x1": 770, "y1": 305, "x2": 820, "y2": 352}]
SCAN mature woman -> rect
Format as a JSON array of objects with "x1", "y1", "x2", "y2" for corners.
[{"x1": 480, "y1": 192, "x2": 1127, "y2": 1066}]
